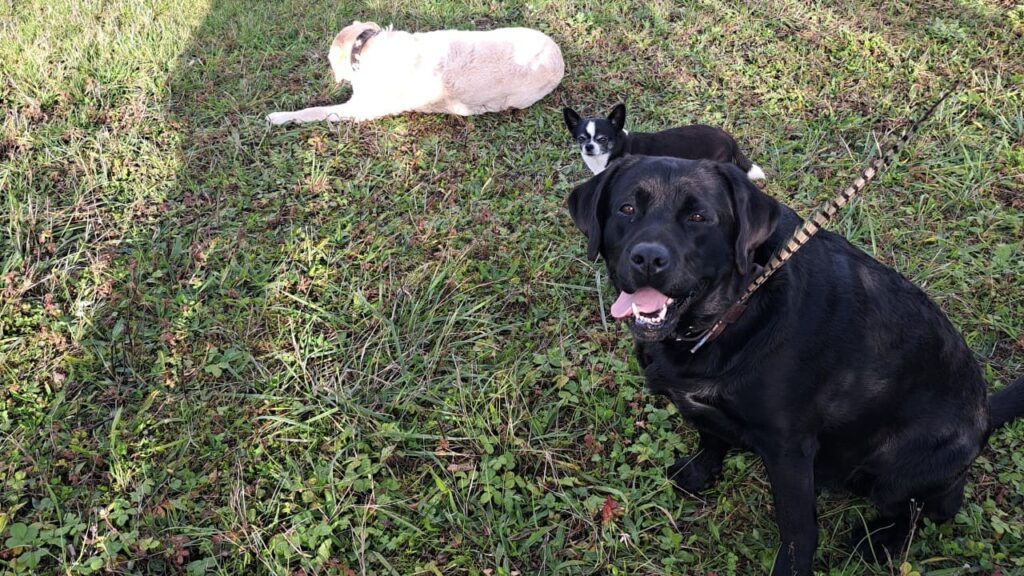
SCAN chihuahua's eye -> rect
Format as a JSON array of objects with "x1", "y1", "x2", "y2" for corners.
[
  {"x1": 688, "y1": 213, "x2": 706, "y2": 222},
  {"x1": 619, "y1": 204, "x2": 635, "y2": 216},
  {"x1": 596, "y1": 136, "x2": 608, "y2": 143},
  {"x1": 577, "y1": 136, "x2": 587, "y2": 144}
]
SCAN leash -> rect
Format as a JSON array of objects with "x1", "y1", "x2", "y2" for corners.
[{"x1": 686, "y1": 82, "x2": 961, "y2": 354}]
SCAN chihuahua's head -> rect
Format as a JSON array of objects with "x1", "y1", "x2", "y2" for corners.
[{"x1": 562, "y1": 103, "x2": 627, "y2": 175}]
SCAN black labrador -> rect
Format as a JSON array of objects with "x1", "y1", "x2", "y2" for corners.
[{"x1": 566, "y1": 155, "x2": 1024, "y2": 575}]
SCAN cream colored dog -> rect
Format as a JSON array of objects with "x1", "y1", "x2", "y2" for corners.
[{"x1": 266, "y1": 22, "x2": 565, "y2": 125}]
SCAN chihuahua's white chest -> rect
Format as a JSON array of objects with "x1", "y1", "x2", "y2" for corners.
[{"x1": 582, "y1": 152, "x2": 610, "y2": 174}]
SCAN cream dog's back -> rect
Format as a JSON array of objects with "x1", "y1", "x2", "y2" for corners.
[
  {"x1": 267, "y1": 23, "x2": 564, "y2": 124},
  {"x1": 403, "y1": 28, "x2": 564, "y2": 114}
]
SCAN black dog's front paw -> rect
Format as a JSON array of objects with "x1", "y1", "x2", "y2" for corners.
[
  {"x1": 850, "y1": 516, "x2": 911, "y2": 564},
  {"x1": 667, "y1": 454, "x2": 722, "y2": 494}
]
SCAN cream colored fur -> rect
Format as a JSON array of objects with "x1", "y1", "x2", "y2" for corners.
[{"x1": 267, "y1": 22, "x2": 565, "y2": 124}]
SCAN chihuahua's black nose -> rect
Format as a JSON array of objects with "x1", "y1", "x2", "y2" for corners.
[
  {"x1": 630, "y1": 242, "x2": 671, "y2": 278},
  {"x1": 584, "y1": 143, "x2": 595, "y2": 153}
]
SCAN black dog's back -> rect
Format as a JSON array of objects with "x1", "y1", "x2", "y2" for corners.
[{"x1": 624, "y1": 125, "x2": 754, "y2": 172}]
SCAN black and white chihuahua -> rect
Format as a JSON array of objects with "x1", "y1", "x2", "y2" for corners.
[{"x1": 563, "y1": 103, "x2": 765, "y2": 180}]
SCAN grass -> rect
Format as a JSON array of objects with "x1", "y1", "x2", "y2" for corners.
[{"x1": 1, "y1": 0, "x2": 1022, "y2": 574}]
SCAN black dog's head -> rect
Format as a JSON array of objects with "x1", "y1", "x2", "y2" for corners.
[
  {"x1": 567, "y1": 156, "x2": 780, "y2": 341},
  {"x1": 563, "y1": 104, "x2": 628, "y2": 174}
]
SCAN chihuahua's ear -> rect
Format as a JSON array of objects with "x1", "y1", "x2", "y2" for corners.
[
  {"x1": 566, "y1": 156, "x2": 638, "y2": 260},
  {"x1": 608, "y1": 103, "x2": 626, "y2": 131},
  {"x1": 563, "y1": 107, "x2": 581, "y2": 132}
]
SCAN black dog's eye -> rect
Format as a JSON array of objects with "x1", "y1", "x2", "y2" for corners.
[
  {"x1": 596, "y1": 136, "x2": 608, "y2": 143},
  {"x1": 577, "y1": 136, "x2": 587, "y2": 144},
  {"x1": 619, "y1": 204, "x2": 635, "y2": 215},
  {"x1": 688, "y1": 213, "x2": 706, "y2": 222}
]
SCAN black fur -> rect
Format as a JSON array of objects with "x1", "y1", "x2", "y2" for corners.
[{"x1": 566, "y1": 156, "x2": 1024, "y2": 575}]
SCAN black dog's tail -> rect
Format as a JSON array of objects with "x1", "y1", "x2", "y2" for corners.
[
  {"x1": 733, "y1": 147, "x2": 766, "y2": 180},
  {"x1": 990, "y1": 375, "x2": 1024, "y2": 429},
  {"x1": 732, "y1": 146, "x2": 754, "y2": 172}
]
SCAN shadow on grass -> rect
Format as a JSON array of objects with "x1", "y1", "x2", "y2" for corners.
[{"x1": 10, "y1": 1, "x2": 595, "y2": 573}]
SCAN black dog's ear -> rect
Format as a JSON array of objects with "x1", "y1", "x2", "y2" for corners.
[
  {"x1": 608, "y1": 103, "x2": 626, "y2": 131},
  {"x1": 566, "y1": 157, "x2": 637, "y2": 260},
  {"x1": 716, "y1": 163, "x2": 781, "y2": 274},
  {"x1": 563, "y1": 107, "x2": 581, "y2": 132}
]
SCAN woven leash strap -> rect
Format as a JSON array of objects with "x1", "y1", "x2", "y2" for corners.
[{"x1": 689, "y1": 82, "x2": 961, "y2": 354}]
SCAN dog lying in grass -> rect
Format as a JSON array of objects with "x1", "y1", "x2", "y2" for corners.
[
  {"x1": 566, "y1": 155, "x2": 1024, "y2": 575},
  {"x1": 266, "y1": 21, "x2": 564, "y2": 125}
]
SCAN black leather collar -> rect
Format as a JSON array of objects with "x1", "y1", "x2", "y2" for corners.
[{"x1": 350, "y1": 28, "x2": 380, "y2": 70}]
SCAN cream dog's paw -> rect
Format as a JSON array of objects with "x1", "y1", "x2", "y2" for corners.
[{"x1": 265, "y1": 111, "x2": 295, "y2": 126}]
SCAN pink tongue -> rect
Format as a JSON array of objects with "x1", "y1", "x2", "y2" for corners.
[{"x1": 611, "y1": 287, "x2": 670, "y2": 319}]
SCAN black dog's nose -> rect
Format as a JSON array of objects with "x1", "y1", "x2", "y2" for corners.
[
  {"x1": 584, "y1": 143, "x2": 595, "y2": 152},
  {"x1": 630, "y1": 242, "x2": 671, "y2": 277}
]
